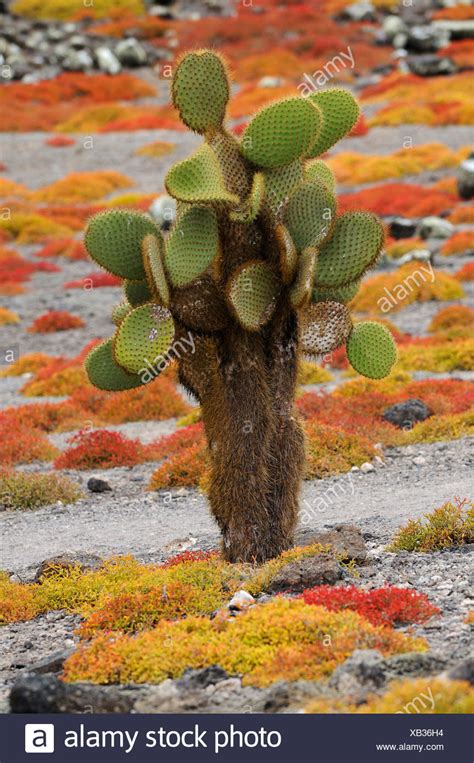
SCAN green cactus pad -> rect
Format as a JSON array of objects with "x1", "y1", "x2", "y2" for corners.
[
  {"x1": 230, "y1": 172, "x2": 265, "y2": 223},
  {"x1": 114, "y1": 304, "x2": 175, "y2": 375},
  {"x1": 263, "y1": 160, "x2": 303, "y2": 216},
  {"x1": 285, "y1": 180, "x2": 336, "y2": 251},
  {"x1": 226, "y1": 260, "x2": 279, "y2": 331},
  {"x1": 124, "y1": 279, "x2": 153, "y2": 306},
  {"x1": 316, "y1": 211, "x2": 384, "y2": 287},
  {"x1": 171, "y1": 276, "x2": 229, "y2": 332},
  {"x1": 347, "y1": 321, "x2": 397, "y2": 379},
  {"x1": 300, "y1": 301, "x2": 352, "y2": 356},
  {"x1": 306, "y1": 89, "x2": 359, "y2": 158},
  {"x1": 240, "y1": 98, "x2": 321, "y2": 169},
  {"x1": 276, "y1": 223, "x2": 298, "y2": 284},
  {"x1": 172, "y1": 50, "x2": 229, "y2": 134},
  {"x1": 305, "y1": 159, "x2": 336, "y2": 192},
  {"x1": 290, "y1": 247, "x2": 317, "y2": 309},
  {"x1": 312, "y1": 279, "x2": 360, "y2": 305},
  {"x1": 111, "y1": 301, "x2": 132, "y2": 326},
  {"x1": 164, "y1": 206, "x2": 219, "y2": 288},
  {"x1": 85, "y1": 339, "x2": 143, "y2": 391},
  {"x1": 142, "y1": 233, "x2": 170, "y2": 307},
  {"x1": 85, "y1": 209, "x2": 159, "y2": 281},
  {"x1": 165, "y1": 143, "x2": 239, "y2": 205}
]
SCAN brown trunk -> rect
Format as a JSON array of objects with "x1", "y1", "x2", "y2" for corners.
[{"x1": 196, "y1": 300, "x2": 305, "y2": 563}]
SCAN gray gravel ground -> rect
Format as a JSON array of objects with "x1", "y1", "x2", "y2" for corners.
[{"x1": 1, "y1": 437, "x2": 472, "y2": 579}]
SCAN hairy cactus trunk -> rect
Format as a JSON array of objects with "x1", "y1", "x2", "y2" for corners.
[{"x1": 197, "y1": 304, "x2": 304, "y2": 563}]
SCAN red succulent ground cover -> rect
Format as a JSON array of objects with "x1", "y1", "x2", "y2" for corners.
[
  {"x1": 0, "y1": 419, "x2": 58, "y2": 465},
  {"x1": 296, "y1": 379, "x2": 474, "y2": 438},
  {"x1": 45, "y1": 135, "x2": 76, "y2": 147},
  {"x1": 63, "y1": 272, "x2": 121, "y2": 289},
  {"x1": 54, "y1": 429, "x2": 150, "y2": 469},
  {"x1": 27, "y1": 310, "x2": 85, "y2": 333},
  {"x1": 300, "y1": 585, "x2": 440, "y2": 628},
  {"x1": 34, "y1": 238, "x2": 87, "y2": 261},
  {"x1": 0, "y1": 72, "x2": 156, "y2": 132},
  {"x1": 160, "y1": 550, "x2": 218, "y2": 568},
  {"x1": 339, "y1": 183, "x2": 458, "y2": 218}
]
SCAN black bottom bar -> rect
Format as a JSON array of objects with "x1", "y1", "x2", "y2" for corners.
[{"x1": 1, "y1": 713, "x2": 472, "y2": 763}]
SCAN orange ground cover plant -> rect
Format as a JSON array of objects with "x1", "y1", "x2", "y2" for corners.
[
  {"x1": 448, "y1": 205, "x2": 474, "y2": 224},
  {"x1": 455, "y1": 262, "x2": 474, "y2": 281},
  {"x1": 441, "y1": 231, "x2": 474, "y2": 256},
  {"x1": 339, "y1": 183, "x2": 458, "y2": 217},
  {"x1": 328, "y1": 144, "x2": 469, "y2": 186},
  {"x1": 27, "y1": 310, "x2": 85, "y2": 334},
  {"x1": 0, "y1": 420, "x2": 58, "y2": 465},
  {"x1": 34, "y1": 239, "x2": 87, "y2": 261}
]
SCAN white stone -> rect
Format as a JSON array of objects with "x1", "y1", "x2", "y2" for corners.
[
  {"x1": 360, "y1": 462, "x2": 375, "y2": 473},
  {"x1": 228, "y1": 590, "x2": 255, "y2": 610},
  {"x1": 413, "y1": 456, "x2": 426, "y2": 466}
]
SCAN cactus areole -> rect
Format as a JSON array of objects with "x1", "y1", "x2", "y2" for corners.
[{"x1": 84, "y1": 50, "x2": 397, "y2": 563}]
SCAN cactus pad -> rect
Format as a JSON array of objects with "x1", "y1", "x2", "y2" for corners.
[
  {"x1": 165, "y1": 143, "x2": 238, "y2": 205},
  {"x1": 114, "y1": 304, "x2": 175, "y2": 374},
  {"x1": 347, "y1": 321, "x2": 397, "y2": 379},
  {"x1": 142, "y1": 233, "x2": 170, "y2": 307},
  {"x1": 111, "y1": 301, "x2": 132, "y2": 326},
  {"x1": 240, "y1": 98, "x2": 321, "y2": 168},
  {"x1": 164, "y1": 206, "x2": 219, "y2": 288},
  {"x1": 305, "y1": 159, "x2": 336, "y2": 192},
  {"x1": 285, "y1": 180, "x2": 336, "y2": 251},
  {"x1": 316, "y1": 211, "x2": 384, "y2": 287},
  {"x1": 290, "y1": 247, "x2": 317, "y2": 309},
  {"x1": 276, "y1": 223, "x2": 298, "y2": 284},
  {"x1": 313, "y1": 279, "x2": 360, "y2": 305},
  {"x1": 85, "y1": 339, "x2": 143, "y2": 391},
  {"x1": 125, "y1": 279, "x2": 153, "y2": 306},
  {"x1": 172, "y1": 50, "x2": 229, "y2": 134},
  {"x1": 306, "y1": 89, "x2": 359, "y2": 158},
  {"x1": 227, "y1": 260, "x2": 279, "y2": 331},
  {"x1": 300, "y1": 301, "x2": 352, "y2": 356},
  {"x1": 263, "y1": 160, "x2": 303, "y2": 216},
  {"x1": 85, "y1": 209, "x2": 159, "y2": 281}
]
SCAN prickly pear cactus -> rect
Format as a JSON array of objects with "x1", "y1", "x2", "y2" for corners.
[{"x1": 83, "y1": 49, "x2": 396, "y2": 563}]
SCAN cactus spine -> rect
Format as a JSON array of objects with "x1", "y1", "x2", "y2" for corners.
[{"x1": 84, "y1": 49, "x2": 396, "y2": 563}]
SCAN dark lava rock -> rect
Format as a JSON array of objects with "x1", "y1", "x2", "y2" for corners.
[
  {"x1": 87, "y1": 477, "x2": 112, "y2": 493},
  {"x1": 382, "y1": 399, "x2": 432, "y2": 430},
  {"x1": 26, "y1": 649, "x2": 75, "y2": 675},
  {"x1": 177, "y1": 666, "x2": 230, "y2": 691},
  {"x1": 302, "y1": 524, "x2": 367, "y2": 565},
  {"x1": 407, "y1": 54, "x2": 457, "y2": 77},
  {"x1": 448, "y1": 657, "x2": 474, "y2": 685},
  {"x1": 10, "y1": 674, "x2": 145, "y2": 713},
  {"x1": 34, "y1": 553, "x2": 103, "y2": 582},
  {"x1": 267, "y1": 553, "x2": 343, "y2": 593},
  {"x1": 388, "y1": 217, "x2": 417, "y2": 240},
  {"x1": 406, "y1": 25, "x2": 449, "y2": 53},
  {"x1": 329, "y1": 650, "x2": 387, "y2": 695},
  {"x1": 382, "y1": 652, "x2": 448, "y2": 679},
  {"x1": 263, "y1": 680, "x2": 331, "y2": 713}
]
